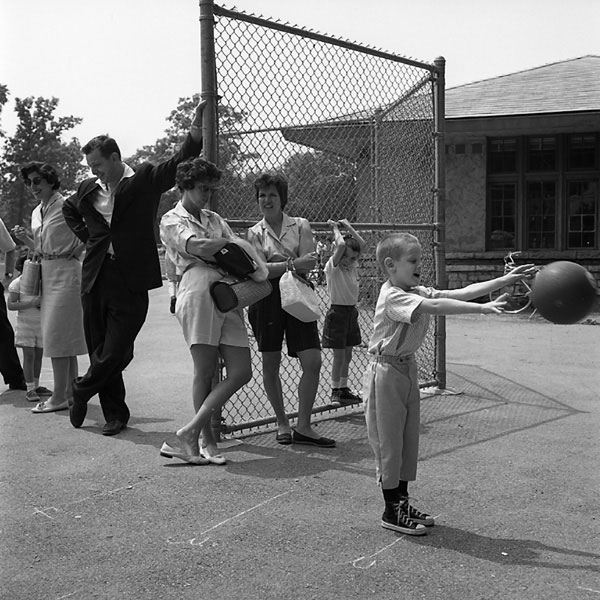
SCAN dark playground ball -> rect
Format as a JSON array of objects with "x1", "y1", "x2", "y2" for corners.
[{"x1": 531, "y1": 261, "x2": 597, "y2": 324}]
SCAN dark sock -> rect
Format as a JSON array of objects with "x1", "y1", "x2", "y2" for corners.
[
  {"x1": 382, "y1": 485, "x2": 401, "y2": 506},
  {"x1": 398, "y1": 480, "x2": 409, "y2": 498}
]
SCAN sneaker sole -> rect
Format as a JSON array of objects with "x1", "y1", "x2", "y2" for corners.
[
  {"x1": 381, "y1": 520, "x2": 427, "y2": 535},
  {"x1": 411, "y1": 517, "x2": 435, "y2": 527}
]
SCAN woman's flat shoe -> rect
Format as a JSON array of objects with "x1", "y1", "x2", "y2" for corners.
[
  {"x1": 160, "y1": 442, "x2": 209, "y2": 465},
  {"x1": 200, "y1": 446, "x2": 227, "y2": 465},
  {"x1": 275, "y1": 432, "x2": 292, "y2": 445},
  {"x1": 31, "y1": 400, "x2": 69, "y2": 413},
  {"x1": 292, "y1": 429, "x2": 336, "y2": 448}
]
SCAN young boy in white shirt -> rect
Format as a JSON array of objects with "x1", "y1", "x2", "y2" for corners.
[
  {"x1": 322, "y1": 219, "x2": 366, "y2": 405},
  {"x1": 365, "y1": 232, "x2": 535, "y2": 535}
]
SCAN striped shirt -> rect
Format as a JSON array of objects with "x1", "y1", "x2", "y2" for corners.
[{"x1": 368, "y1": 280, "x2": 447, "y2": 356}]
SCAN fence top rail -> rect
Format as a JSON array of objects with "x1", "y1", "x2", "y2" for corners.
[
  {"x1": 214, "y1": 4, "x2": 440, "y2": 74},
  {"x1": 226, "y1": 221, "x2": 439, "y2": 231}
]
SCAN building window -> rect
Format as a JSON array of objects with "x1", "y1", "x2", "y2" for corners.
[
  {"x1": 489, "y1": 138, "x2": 517, "y2": 173},
  {"x1": 527, "y1": 136, "x2": 556, "y2": 172},
  {"x1": 488, "y1": 184, "x2": 516, "y2": 249},
  {"x1": 568, "y1": 134, "x2": 596, "y2": 170},
  {"x1": 526, "y1": 181, "x2": 556, "y2": 249},
  {"x1": 567, "y1": 180, "x2": 597, "y2": 248},
  {"x1": 486, "y1": 133, "x2": 599, "y2": 251}
]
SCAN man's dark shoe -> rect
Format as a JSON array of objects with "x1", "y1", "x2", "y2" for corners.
[
  {"x1": 8, "y1": 380, "x2": 27, "y2": 391},
  {"x1": 69, "y1": 398, "x2": 87, "y2": 428},
  {"x1": 102, "y1": 420, "x2": 127, "y2": 436}
]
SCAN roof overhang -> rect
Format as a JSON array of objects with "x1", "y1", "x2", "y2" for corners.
[{"x1": 445, "y1": 110, "x2": 600, "y2": 142}]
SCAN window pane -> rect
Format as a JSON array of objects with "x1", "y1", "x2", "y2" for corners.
[
  {"x1": 488, "y1": 183, "x2": 516, "y2": 249},
  {"x1": 489, "y1": 138, "x2": 517, "y2": 173},
  {"x1": 526, "y1": 181, "x2": 556, "y2": 249},
  {"x1": 568, "y1": 134, "x2": 597, "y2": 170},
  {"x1": 527, "y1": 136, "x2": 556, "y2": 172},
  {"x1": 567, "y1": 180, "x2": 597, "y2": 248}
]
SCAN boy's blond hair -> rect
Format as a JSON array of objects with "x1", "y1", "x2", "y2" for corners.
[{"x1": 375, "y1": 233, "x2": 421, "y2": 272}]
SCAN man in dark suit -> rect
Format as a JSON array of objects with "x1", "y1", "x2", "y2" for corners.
[
  {"x1": 0, "y1": 218, "x2": 26, "y2": 390},
  {"x1": 62, "y1": 102, "x2": 205, "y2": 435}
]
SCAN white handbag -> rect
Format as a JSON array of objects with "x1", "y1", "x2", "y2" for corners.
[
  {"x1": 20, "y1": 258, "x2": 42, "y2": 296},
  {"x1": 279, "y1": 268, "x2": 320, "y2": 323}
]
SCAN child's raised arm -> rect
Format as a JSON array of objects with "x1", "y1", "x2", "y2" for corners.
[
  {"x1": 338, "y1": 218, "x2": 366, "y2": 251},
  {"x1": 328, "y1": 219, "x2": 347, "y2": 266}
]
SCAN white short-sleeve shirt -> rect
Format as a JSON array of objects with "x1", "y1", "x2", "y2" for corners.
[
  {"x1": 368, "y1": 281, "x2": 447, "y2": 356},
  {"x1": 324, "y1": 257, "x2": 359, "y2": 305}
]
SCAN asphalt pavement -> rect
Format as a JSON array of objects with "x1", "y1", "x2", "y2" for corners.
[{"x1": 1, "y1": 285, "x2": 599, "y2": 600}]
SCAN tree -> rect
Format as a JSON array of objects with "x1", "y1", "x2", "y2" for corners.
[
  {"x1": 0, "y1": 84, "x2": 9, "y2": 138},
  {"x1": 282, "y1": 151, "x2": 357, "y2": 223},
  {"x1": 0, "y1": 92, "x2": 86, "y2": 226},
  {"x1": 124, "y1": 94, "x2": 260, "y2": 234}
]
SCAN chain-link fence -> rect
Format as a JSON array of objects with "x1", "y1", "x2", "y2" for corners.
[{"x1": 200, "y1": 3, "x2": 445, "y2": 435}]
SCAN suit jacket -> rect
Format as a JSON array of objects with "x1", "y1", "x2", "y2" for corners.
[{"x1": 63, "y1": 133, "x2": 202, "y2": 294}]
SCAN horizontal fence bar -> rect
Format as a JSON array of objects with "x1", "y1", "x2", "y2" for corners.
[
  {"x1": 224, "y1": 379, "x2": 439, "y2": 436},
  {"x1": 228, "y1": 221, "x2": 440, "y2": 231},
  {"x1": 214, "y1": 4, "x2": 439, "y2": 74}
]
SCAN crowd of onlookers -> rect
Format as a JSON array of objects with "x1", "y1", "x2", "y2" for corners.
[{"x1": 0, "y1": 99, "x2": 536, "y2": 535}]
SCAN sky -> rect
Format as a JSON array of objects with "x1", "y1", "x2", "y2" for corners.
[{"x1": 1, "y1": 0, "x2": 599, "y2": 158}]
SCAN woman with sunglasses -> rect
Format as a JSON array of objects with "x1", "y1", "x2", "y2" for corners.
[
  {"x1": 159, "y1": 157, "x2": 267, "y2": 464},
  {"x1": 13, "y1": 162, "x2": 87, "y2": 413}
]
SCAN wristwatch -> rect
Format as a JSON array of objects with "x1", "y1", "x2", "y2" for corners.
[{"x1": 4, "y1": 272, "x2": 12, "y2": 278}]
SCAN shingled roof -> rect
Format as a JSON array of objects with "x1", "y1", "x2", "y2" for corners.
[{"x1": 446, "y1": 55, "x2": 600, "y2": 119}]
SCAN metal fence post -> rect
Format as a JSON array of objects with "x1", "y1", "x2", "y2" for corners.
[
  {"x1": 433, "y1": 55, "x2": 447, "y2": 390},
  {"x1": 199, "y1": 0, "x2": 225, "y2": 440}
]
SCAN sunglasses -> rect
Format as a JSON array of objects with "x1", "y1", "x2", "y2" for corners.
[{"x1": 24, "y1": 176, "x2": 44, "y2": 187}]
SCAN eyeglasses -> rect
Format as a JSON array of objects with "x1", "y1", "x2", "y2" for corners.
[
  {"x1": 24, "y1": 176, "x2": 44, "y2": 187},
  {"x1": 198, "y1": 185, "x2": 222, "y2": 193}
]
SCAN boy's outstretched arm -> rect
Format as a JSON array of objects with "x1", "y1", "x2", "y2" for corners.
[
  {"x1": 445, "y1": 264, "x2": 537, "y2": 302},
  {"x1": 415, "y1": 294, "x2": 509, "y2": 317}
]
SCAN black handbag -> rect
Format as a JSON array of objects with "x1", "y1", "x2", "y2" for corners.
[
  {"x1": 210, "y1": 276, "x2": 272, "y2": 312},
  {"x1": 214, "y1": 243, "x2": 256, "y2": 278}
]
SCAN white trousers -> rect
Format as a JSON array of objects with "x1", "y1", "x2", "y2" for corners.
[{"x1": 364, "y1": 355, "x2": 420, "y2": 489}]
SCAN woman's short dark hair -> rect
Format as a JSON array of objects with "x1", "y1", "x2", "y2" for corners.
[
  {"x1": 20, "y1": 162, "x2": 61, "y2": 191},
  {"x1": 175, "y1": 157, "x2": 222, "y2": 190},
  {"x1": 81, "y1": 135, "x2": 122, "y2": 160},
  {"x1": 253, "y1": 173, "x2": 288, "y2": 210}
]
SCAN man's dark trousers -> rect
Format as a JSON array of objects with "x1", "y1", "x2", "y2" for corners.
[
  {"x1": 75, "y1": 256, "x2": 148, "y2": 423},
  {"x1": 0, "y1": 283, "x2": 24, "y2": 386}
]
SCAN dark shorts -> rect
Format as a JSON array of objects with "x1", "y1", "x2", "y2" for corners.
[
  {"x1": 321, "y1": 304, "x2": 361, "y2": 349},
  {"x1": 248, "y1": 276, "x2": 321, "y2": 358}
]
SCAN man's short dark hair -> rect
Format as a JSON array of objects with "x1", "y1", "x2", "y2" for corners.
[
  {"x1": 253, "y1": 173, "x2": 288, "y2": 209},
  {"x1": 82, "y1": 135, "x2": 122, "y2": 160}
]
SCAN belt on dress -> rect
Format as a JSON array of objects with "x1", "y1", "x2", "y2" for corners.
[{"x1": 41, "y1": 252, "x2": 72, "y2": 260}]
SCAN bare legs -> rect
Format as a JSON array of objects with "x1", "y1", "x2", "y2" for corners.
[
  {"x1": 22, "y1": 347, "x2": 43, "y2": 384},
  {"x1": 40, "y1": 355, "x2": 78, "y2": 409},
  {"x1": 262, "y1": 348, "x2": 323, "y2": 438},
  {"x1": 331, "y1": 347, "x2": 353, "y2": 384},
  {"x1": 176, "y1": 344, "x2": 251, "y2": 457}
]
